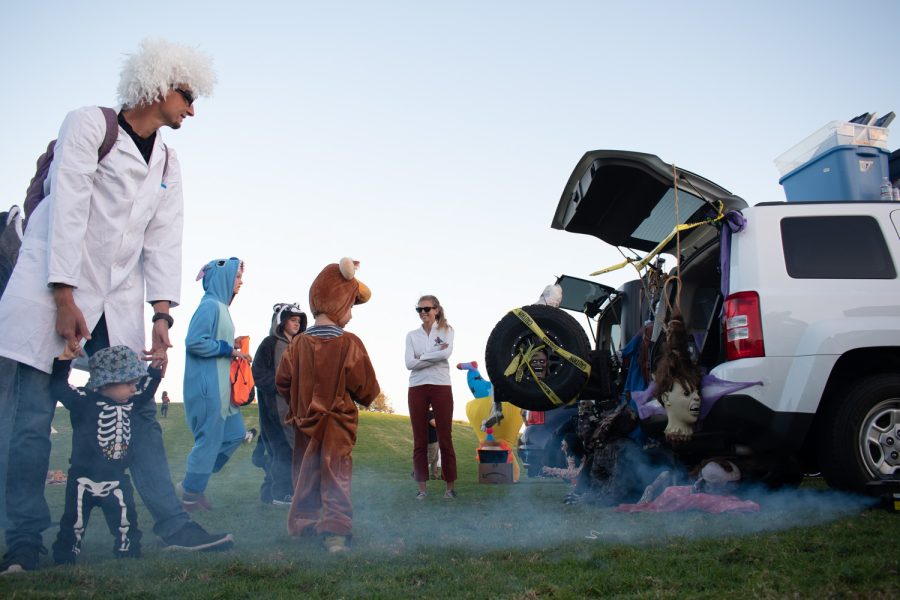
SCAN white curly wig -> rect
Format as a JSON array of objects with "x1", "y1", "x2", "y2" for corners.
[{"x1": 117, "y1": 38, "x2": 216, "y2": 108}]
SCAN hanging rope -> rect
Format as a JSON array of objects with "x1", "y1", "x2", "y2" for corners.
[{"x1": 672, "y1": 163, "x2": 683, "y2": 313}]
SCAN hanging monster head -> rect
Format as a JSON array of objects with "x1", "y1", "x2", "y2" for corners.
[{"x1": 661, "y1": 381, "x2": 701, "y2": 443}]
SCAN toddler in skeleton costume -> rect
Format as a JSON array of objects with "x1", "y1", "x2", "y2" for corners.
[{"x1": 50, "y1": 345, "x2": 160, "y2": 564}]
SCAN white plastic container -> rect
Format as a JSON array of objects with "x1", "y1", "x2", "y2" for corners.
[{"x1": 775, "y1": 121, "x2": 890, "y2": 177}]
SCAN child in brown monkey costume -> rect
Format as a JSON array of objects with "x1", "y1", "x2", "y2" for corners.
[{"x1": 275, "y1": 258, "x2": 380, "y2": 553}]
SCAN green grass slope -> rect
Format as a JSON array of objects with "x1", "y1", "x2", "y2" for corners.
[{"x1": 1, "y1": 404, "x2": 898, "y2": 599}]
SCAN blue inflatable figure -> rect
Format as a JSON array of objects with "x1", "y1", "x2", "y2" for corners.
[
  {"x1": 458, "y1": 361, "x2": 505, "y2": 430},
  {"x1": 458, "y1": 361, "x2": 493, "y2": 399}
]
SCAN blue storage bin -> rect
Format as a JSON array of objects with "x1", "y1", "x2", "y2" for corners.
[{"x1": 779, "y1": 145, "x2": 890, "y2": 202}]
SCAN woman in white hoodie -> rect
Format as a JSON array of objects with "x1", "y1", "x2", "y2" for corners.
[{"x1": 405, "y1": 295, "x2": 457, "y2": 499}]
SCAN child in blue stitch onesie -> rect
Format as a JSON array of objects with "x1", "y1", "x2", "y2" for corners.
[{"x1": 179, "y1": 258, "x2": 250, "y2": 511}]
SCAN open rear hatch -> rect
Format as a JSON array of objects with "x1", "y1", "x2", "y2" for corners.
[{"x1": 551, "y1": 150, "x2": 747, "y2": 261}]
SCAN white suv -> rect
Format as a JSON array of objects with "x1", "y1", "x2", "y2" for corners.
[{"x1": 549, "y1": 150, "x2": 900, "y2": 491}]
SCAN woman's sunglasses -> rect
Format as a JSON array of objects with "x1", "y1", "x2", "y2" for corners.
[{"x1": 415, "y1": 307, "x2": 435, "y2": 314}]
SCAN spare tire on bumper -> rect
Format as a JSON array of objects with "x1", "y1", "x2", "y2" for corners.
[{"x1": 485, "y1": 305, "x2": 590, "y2": 412}]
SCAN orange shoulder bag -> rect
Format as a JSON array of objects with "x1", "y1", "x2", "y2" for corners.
[{"x1": 231, "y1": 335, "x2": 255, "y2": 406}]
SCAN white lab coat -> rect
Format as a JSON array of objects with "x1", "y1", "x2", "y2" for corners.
[{"x1": 0, "y1": 106, "x2": 183, "y2": 373}]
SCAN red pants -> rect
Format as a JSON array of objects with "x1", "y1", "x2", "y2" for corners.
[{"x1": 408, "y1": 385, "x2": 456, "y2": 483}]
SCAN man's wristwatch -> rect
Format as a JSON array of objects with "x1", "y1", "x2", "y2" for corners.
[{"x1": 152, "y1": 312, "x2": 174, "y2": 328}]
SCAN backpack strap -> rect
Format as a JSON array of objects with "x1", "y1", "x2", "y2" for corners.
[
  {"x1": 98, "y1": 106, "x2": 118, "y2": 162},
  {"x1": 23, "y1": 107, "x2": 120, "y2": 228},
  {"x1": 23, "y1": 141, "x2": 57, "y2": 219}
]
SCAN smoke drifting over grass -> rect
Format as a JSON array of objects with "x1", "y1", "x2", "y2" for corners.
[
  {"x1": 1, "y1": 407, "x2": 881, "y2": 566},
  {"x1": 349, "y1": 466, "x2": 877, "y2": 555},
  {"x1": 217, "y1": 412, "x2": 878, "y2": 557}
]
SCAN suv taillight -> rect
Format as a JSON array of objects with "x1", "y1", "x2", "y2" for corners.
[
  {"x1": 525, "y1": 411, "x2": 545, "y2": 425},
  {"x1": 724, "y1": 291, "x2": 765, "y2": 360}
]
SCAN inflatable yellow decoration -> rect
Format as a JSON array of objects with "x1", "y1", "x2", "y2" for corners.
[{"x1": 465, "y1": 396, "x2": 523, "y2": 481}]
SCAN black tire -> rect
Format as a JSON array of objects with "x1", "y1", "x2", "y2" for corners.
[
  {"x1": 818, "y1": 374, "x2": 900, "y2": 491},
  {"x1": 485, "y1": 305, "x2": 590, "y2": 411}
]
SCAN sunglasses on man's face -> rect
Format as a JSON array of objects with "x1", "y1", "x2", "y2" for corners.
[
  {"x1": 415, "y1": 306, "x2": 435, "y2": 314},
  {"x1": 174, "y1": 87, "x2": 195, "y2": 106}
]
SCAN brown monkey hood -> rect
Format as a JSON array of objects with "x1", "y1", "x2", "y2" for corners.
[{"x1": 309, "y1": 257, "x2": 371, "y2": 322}]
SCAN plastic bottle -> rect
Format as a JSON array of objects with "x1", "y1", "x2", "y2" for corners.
[{"x1": 881, "y1": 177, "x2": 893, "y2": 200}]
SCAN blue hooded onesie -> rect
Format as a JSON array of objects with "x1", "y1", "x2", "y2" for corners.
[{"x1": 182, "y1": 258, "x2": 247, "y2": 494}]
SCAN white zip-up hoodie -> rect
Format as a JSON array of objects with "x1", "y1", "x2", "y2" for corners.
[{"x1": 405, "y1": 325, "x2": 454, "y2": 387}]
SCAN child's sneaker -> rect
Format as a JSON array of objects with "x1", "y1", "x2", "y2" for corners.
[
  {"x1": 322, "y1": 535, "x2": 350, "y2": 554},
  {"x1": 162, "y1": 522, "x2": 234, "y2": 552},
  {"x1": 415, "y1": 491, "x2": 427, "y2": 500},
  {"x1": 177, "y1": 481, "x2": 213, "y2": 512},
  {"x1": 444, "y1": 490, "x2": 458, "y2": 499},
  {"x1": 272, "y1": 494, "x2": 293, "y2": 506}
]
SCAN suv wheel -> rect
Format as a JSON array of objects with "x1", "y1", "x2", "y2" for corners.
[
  {"x1": 819, "y1": 374, "x2": 900, "y2": 490},
  {"x1": 485, "y1": 305, "x2": 590, "y2": 411}
]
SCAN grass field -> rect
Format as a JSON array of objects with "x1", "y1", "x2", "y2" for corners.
[{"x1": 1, "y1": 403, "x2": 898, "y2": 599}]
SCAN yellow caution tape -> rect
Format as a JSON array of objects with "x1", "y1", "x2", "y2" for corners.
[
  {"x1": 589, "y1": 201, "x2": 725, "y2": 277},
  {"x1": 503, "y1": 341, "x2": 547, "y2": 383},
  {"x1": 501, "y1": 308, "x2": 592, "y2": 406}
]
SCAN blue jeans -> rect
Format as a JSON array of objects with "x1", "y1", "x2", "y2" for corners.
[
  {"x1": 0, "y1": 357, "x2": 17, "y2": 528},
  {"x1": 3, "y1": 317, "x2": 190, "y2": 551},
  {"x1": 3, "y1": 362, "x2": 55, "y2": 550}
]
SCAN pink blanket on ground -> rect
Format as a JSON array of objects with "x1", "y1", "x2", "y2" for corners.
[{"x1": 614, "y1": 485, "x2": 760, "y2": 513}]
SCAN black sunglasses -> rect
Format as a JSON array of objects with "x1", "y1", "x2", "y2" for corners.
[
  {"x1": 415, "y1": 307, "x2": 435, "y2": 314},
  {"x1": 174, "y1": 87, "x2": 195, "y2": 106}
]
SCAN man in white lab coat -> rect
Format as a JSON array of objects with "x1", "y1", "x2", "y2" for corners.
[{"x1": 0, "y1": 39, "x2": 233, "y2": 575}]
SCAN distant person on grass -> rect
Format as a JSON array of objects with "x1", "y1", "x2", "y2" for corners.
[
  {"x1": 276, "y1": 258, "x2": 380, "y2": 554},
  {"x1": 0, "y1": 38, "x2": 231, "y2": 575},
  {"x1": 179, "y1": 258, "x2": 250, "y2": 512},
  {"x1": 160, "y1": 390, "x2": 171, "y2": 418},
  {"x1": 252, "y1": 302, "x2": 307, "y2": 506},
  {"x1": 405, "y1": 295, "x2": 458, "y2": 500},
  {"x1": 50, "y1": 346, "x2": 160, "y2": 565}
]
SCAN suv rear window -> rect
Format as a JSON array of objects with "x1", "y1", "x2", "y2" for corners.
[{"x1": 780, "y1": 216, "x2": 896, "y2": 279}]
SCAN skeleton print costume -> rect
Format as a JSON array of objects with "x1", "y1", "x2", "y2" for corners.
[{"x1": 49, "y1": 357, "x2": 161, "y2": 564}]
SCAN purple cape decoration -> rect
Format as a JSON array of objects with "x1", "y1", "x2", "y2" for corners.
[
  {"x1": 631, "y1": 375, "x2": 762, "y2": 421},
  {"x1": 719, "y1": 210, "x2": 746, "y2": 307}
]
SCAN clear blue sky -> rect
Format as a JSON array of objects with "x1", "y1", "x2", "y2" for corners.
[{"x1": 1, "y1": 1, "x2": 897, "y2": 419}]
